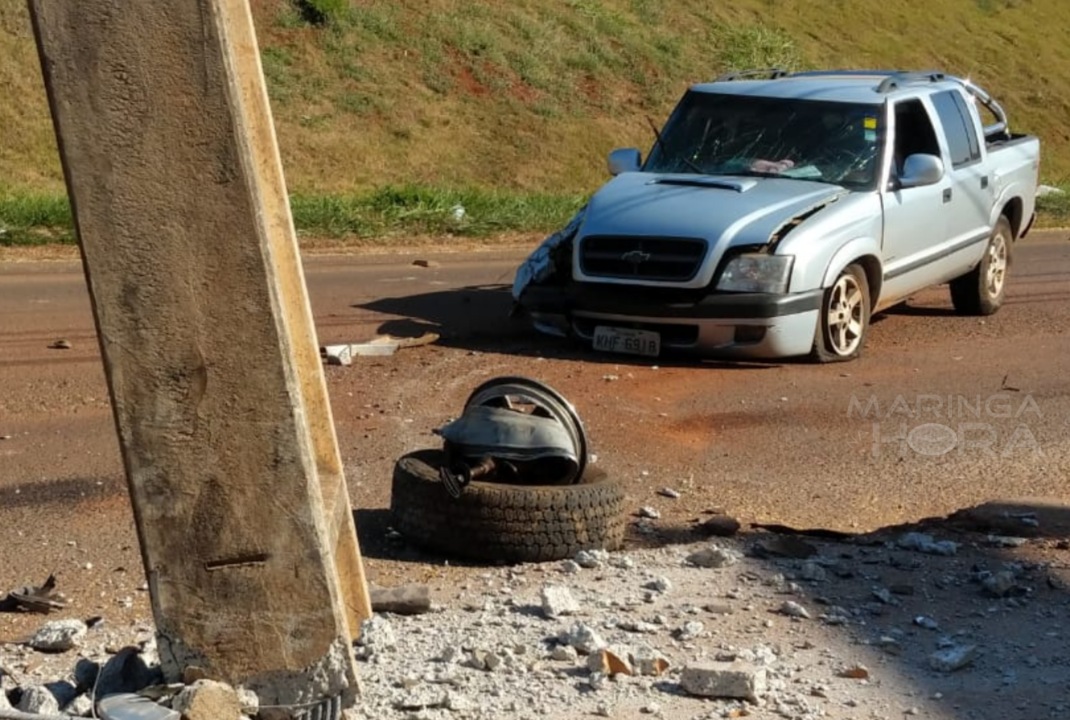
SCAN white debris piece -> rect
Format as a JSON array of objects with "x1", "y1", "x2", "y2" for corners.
[
  {"x1": 930, "y1": 644, "x2": 979, "y2": 672},
  {"x1": 638, "y1": 506, "x2": 661, "y2": 519},
  {"x1": 540, "y1": 585, "x2": 580, "y2": 618},
  {"x1": 562, "y1": 622, "x2": 605, "y2": 655},
  {"x1": 356, "y1": 615, "x2": 397, "y2": 656},
  {"x1": 28, "y1": 619, "x2": 87, "y2": 652},
  {"x1": 686, "y1": 544, "x2": 740, "y2": 568},
  {"x1": 681, "y1": 662, "x2": 767, "y2": 702},
  {"x1": 897, "y1": 532, "x2": 958, "y2": 556}
]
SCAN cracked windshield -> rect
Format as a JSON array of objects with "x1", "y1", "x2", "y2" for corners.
[{"x1": 646, "y1": 92, "x2": 884, "y2": 189}]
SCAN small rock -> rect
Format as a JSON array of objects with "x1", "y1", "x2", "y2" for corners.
[
  {"x1": 48, "y1": 339, "x2": 72, "y2": 350},
  {"x1": 637, "y1": 506, "x2": 661, "y2": 519},
  {"x1": 412, "y1": 259, "x2": 440, "y2": 268},
  {"x1": 586, "y1": 645, "x2": 633, "y2": 676},
  {"x1": 574, "y1": 549, "x2": 608, "y2": 569},
  {"x1": 676, "y1": 620, "x2": 704, "y2": 641},
  {"x1": 608, "y1": 555, "x2": 635, "y2": 570},
  {"x1": 697, "y1": 514, "x2": 741, "y2": 537},
  {"x1": 930, "y1": 644, "x2": 978, "y2": 672},
  {"x1": 872, "y1": 587, "x2": 898, "y2": 605},
  {"x1": 563, "y1": 622, "x2": 605, "y2": 654},
  {"x1": 657, "y1": 488, "x2": 681, "y2": 499},
  {"x1": 641, "y1": 701, "x2": 661, "y2": 714},
  {"x1": 356, "y1": 615, "x2": 396, "y2": 655},
  {"x1": 18, "y1": 686, "x2": 61, "y2": 715},
  {"x1": 914, "y1": 615, "x2": 940, "y2": 631},
  {"x1": 798, "y1": 562, "x2": 827, "y2": 582},
  {"x1": 173, "y1": 680, "x2": 242, "y2": 720},
  {"x1": 778, "y1": 600, "x2": 810, "y2": 619},
  {"x1": 550, "y1": 645, "x2": 577, "y2": 662},
  {"x1": 646, "y1": 577, "x2": 672, "y2": 593},
  {"x1": 559, "y1": 560, "x2": 582, "y2": 574},
  {"x1": 982, "y1": 570, "x2": 1020, "y2": 597},
  {"x1": 594, "y1": 702, "x2": 612, "y2": 717},
  {"x1": 540, "y1": 585, "x2": 580, "y2": 618},
  {"x1": 64, "y1": 694, "x2": 95, "y2": 717},
  {"x1": 839, "y1": 664, "x2": 870, "y2": 680},
  {"x1": 602, "y1": 374, "x2": 620, "y2": 382},
  {"x1": 897, "y1": 532, "x2": 958, "y2": 556},
  {"x1": 687, "y1": 544, "x2": 740, "y2": 569},
  {"x1": 28, "y1": 618, "x2": 88, "y2": 652},
  {"x1": 680, "y1": 662, "x2": 766, "y2": 703},
  {"x1": 631, "y1": 645, "x2": 670, "y2": 676}
]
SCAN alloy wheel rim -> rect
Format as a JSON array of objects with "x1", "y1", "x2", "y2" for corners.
[
  {"x1": 986, "y1": 233, "x2": 1008, "y2": 297},
  {"x1": 827, "y1": 275, "x2": 865, "y2": 355}
]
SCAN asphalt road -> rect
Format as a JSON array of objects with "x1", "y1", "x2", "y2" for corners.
[{"x1": 1, "y1": 232, "x2": 1068, "y2": 612}]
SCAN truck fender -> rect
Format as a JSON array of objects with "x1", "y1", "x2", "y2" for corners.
[
  {"x1": 988, "y1": 186, "x2": 1027, "y2": 240},
  {"x1": 820, "y1": 237, "x2": 884, "y2": 306}
]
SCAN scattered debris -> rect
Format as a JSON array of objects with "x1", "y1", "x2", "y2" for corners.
[
  {"x1": 412, "y1": 259, "x2": 441, "y2": 268},
  {"x1": 657, "y1": 487, "x2": 681, "y2": 499},
  {"x1": 637, "y1": 506, "x2": 661, "y2": 520},
  {"x1": 1, "y1": 575, "x2": 69, "y2": 614},
  {"x1": 321, "y1": 332, "x2": 440, "y2": 365},
  {"x1": 586, "y1": 645, "x2": 633, "y2": 676},
  {"x1": 47, "y1": 339, "x2": 71, "y2": 350},
  {"x1": 897, "y1": 532, "x2": 958, "y2": 556}
]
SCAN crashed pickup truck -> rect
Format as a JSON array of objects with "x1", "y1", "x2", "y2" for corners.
[{"x1": 512, "y1": 69, "x2": 1040, "y2": 362}]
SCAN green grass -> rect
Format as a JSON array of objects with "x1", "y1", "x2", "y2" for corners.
[
  {"x1": 0, "y1": 187, "x2": 588, "y2": 247},
  {"x1": 4, "y1": 0, "x2": 1070, "y2": 243}
]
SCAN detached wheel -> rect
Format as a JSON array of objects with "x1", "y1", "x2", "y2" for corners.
[
  {"x1": 810, "y1": 263, "x2": 870, "y2": 363},
  {"x1": 390, "y1": 449, "x2": 626, "y2": 563},
  {"x1": 950, "y1": 216, "x2": 1011, "y2": 315}
]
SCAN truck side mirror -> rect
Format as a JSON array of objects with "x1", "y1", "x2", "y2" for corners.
[
  {"x1": 608, "y1": 148, "x2": 642, "y2": 175},
  {"x1": 898, "y1": 153, "x2": 944, "y2": 188}
]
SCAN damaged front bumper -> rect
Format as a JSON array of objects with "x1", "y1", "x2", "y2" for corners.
[{"x1": 516, "y1": 282, "x2": 823, "y2": 359}]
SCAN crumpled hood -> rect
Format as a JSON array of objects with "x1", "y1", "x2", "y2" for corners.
[{"x1": 579, "y1": 172, "x2": 847, "y2": 248}]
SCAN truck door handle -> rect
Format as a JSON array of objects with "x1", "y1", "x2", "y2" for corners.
[
  {"x1": 943, "y1": 188, "x2": 952, "y2": 203},
  {"x1": 981, "y1": 176, "x2": 989, "y2": 189}
]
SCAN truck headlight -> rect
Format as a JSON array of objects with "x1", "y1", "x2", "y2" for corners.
[{"x1": 716, "y1": 254, "x2": 794, "y2": 293}]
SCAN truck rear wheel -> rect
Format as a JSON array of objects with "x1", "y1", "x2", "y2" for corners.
[{"x1": 950, "y1": 216, "x2": 1011, "y2": 316}]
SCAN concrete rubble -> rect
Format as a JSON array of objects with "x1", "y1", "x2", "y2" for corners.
[{"x1": 1, "y1": 528, "x2": 1066, "y2": 720}]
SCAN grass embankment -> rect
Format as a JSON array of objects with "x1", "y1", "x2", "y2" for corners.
[{"x1": 2, "y1": 0, "x2": 1070, "y2": 245}]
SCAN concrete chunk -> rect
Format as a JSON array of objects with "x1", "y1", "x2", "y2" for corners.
[{"x1": 680, "y1": 662, "x2": 767, "y2": 703}]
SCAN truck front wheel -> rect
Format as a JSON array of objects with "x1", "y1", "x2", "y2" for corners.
[
  {"x1": 949, "y1": 215, "x2": 1011, "y2": 316},
  {"x1": 810, "y1": 263, "x2": 871, "y2": 363}
]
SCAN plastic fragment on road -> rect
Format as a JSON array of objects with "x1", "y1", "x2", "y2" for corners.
[{"x1": 321, "y1": 332, "x2": 440, "y2": 365}]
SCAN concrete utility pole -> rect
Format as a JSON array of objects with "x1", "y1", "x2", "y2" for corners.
[{"x1": 26, "y1": 0, "x2": 372, "y2": 713}]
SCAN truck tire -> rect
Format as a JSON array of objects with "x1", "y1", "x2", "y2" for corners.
[
  {"x1": 389, "y1": 449, "x2": 626, "y2": 563},
  {"x1": 949, "y1": 215, "x2": 1011, "y2": 316},
  {"x1": 810, "y1": 263, "x2": 871, "y2": 363}
]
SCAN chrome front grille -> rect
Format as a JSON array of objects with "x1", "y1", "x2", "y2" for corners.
[{"x1": 579, "y1": 235, "x2": 707, "y2": 281}]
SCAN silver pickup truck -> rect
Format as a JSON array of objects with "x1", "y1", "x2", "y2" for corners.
[{"x1": 512, "y1": 69, "x2": 1040, "y2": 362}]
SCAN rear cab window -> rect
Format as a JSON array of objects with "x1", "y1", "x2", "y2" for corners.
[{"x1": 930, "y1": 89, "x2": 982, "y2": 168}]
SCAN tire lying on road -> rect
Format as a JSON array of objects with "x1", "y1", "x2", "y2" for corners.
[{"x1": 390, "y1": 449, "x2": 626, "y2": 563}]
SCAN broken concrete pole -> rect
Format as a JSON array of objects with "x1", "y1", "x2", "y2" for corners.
[
  {"x1": 26, "y1": 0, "x2": 370, "y2": 712},
  {"x1": 680, "y1": 662, "x2": 767, "y2": 703}
]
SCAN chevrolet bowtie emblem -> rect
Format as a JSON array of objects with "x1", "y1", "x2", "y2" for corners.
[{"x1": 621, "y1": 249, "x2": 651, "y2": 266}]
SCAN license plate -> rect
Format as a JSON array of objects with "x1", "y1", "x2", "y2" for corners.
[{"x1": 592, "y1": 326, "x2": 661, "y2": 357}]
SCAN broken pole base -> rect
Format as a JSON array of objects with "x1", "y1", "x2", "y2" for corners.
[{"x1": 26, "y1": 0, "x2": 371, "y2": 712}]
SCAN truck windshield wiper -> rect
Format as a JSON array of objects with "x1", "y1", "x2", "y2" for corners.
[{"x1": 647, "y1": 116, "x2": 703, "y2": 174}]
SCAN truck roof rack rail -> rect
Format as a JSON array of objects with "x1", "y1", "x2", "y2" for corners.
[
  {"x1": 875, "y1": 71, "x2": 947, "y2": 93},
  {"x1": 713, "y1": 68, "x2": 789, "y2": 82}
]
